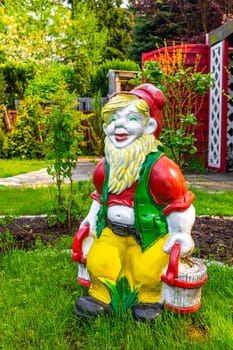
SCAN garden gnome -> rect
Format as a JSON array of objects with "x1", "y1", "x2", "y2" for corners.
[{"x1": 72, "y1": 83, "x2": 195, "y2": 321}]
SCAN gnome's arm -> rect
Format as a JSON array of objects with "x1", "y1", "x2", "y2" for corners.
[
  {"x1": 149, "y1": 155, "x2": 195, "y2": 257},
  {"x1": 79, "y1": 200, "x2": 100, "y2": 236},
  {"x1": 81, "y1": 158, "x2": 105, "y2": 235}
]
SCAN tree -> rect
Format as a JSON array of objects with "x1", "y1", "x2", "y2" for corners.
[
  {"x1": 102, "y1": 6, "x2": 134, "y2": 60},
  {"x1": 0, "y1": 0, "x2": 107, "y2": 67},
  {"x1": 127, "y1": 0, "x2": 226, "y2": 63},
  {"x1": 127, "y1": 0, "x2": 169, "y2": 63},
  {"x1": 70, "y1": 0, "x2": 134, "y2": 61}
]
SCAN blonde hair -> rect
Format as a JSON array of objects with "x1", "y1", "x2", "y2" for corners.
[{"x1": 102, "y1": 94, "x2": 150, "y2": 124}]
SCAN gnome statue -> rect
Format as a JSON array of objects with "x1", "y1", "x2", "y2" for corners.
[{"x1": 72, "y1": 84, "x2": 196, "y2": 321}]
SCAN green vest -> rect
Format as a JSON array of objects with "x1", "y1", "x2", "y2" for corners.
[
  {"x1": 134, "y1": 152, "x2": 168, "y2": 251},
  {"x1": 96, "y1": 151, "x2": 168, "y2": 251}
]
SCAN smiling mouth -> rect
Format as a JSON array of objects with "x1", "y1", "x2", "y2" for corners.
[{"x1": 115, "y1": 133, "x2": 128, "y2": 142}]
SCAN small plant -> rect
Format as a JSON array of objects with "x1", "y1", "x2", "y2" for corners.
[
  {"x1": 0, "y1": 216, "x2": 15, "y2": 253},
  {"x1": 0, "y1": 229, "x2": 14, "y2": 253},
  {"x1": 131, "y1": 44, "x2": 215, "y2": 168},
  {"x1": 45, "y1": 82, "x2": 87, "y2": 229},
  {"x1": 103, "y1": 276, "x2": 138, "y2": 316}
]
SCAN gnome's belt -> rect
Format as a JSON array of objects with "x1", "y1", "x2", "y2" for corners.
[{"x1": 106, "y1": 218, "x2": 141, "y2": 243}]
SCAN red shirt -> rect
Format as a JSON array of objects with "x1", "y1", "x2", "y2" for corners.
[{"x1": 91, "y1": 154, "x2": 194, "y2": 215}]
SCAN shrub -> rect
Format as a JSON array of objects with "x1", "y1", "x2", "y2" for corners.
[
  {"x1": 1, "y1": 62, "x2": 35, "y2": 108},
  {"x1": 2, "y1": 96, "x2": 46, "y2": 159},
  {"x1": 86, "y1": 90, "x2": 106, "y2": 156},
  {"x1": 24, "y1": 64, "x2": 76, "y2": 103},
  {"x1": 91, "y1": 58, "x2": 140, "y2": 97},
  {"x1": 0, "y1": 69, "x2": 7, "y2": 105},
  {"x1": 132, "y1": 44, "x2": 214, "y2": 169},
  {"x1": 0, "y1": 127, "x2": 5, "y2": 157}
]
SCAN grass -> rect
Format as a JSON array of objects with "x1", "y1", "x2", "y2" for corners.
[
  {"x1": 192, "y1": 188, "x2": 233, "y2": 217},
  {"x1": 0, "y1": 243, "x2": 232, "y2": 349},
  {"x1": 0, "y1": 160, "x2": 232, "y2": 348},
  {"x1": 0, "y1": 159, "x2": 232, "y2": 217},
  {"x1": 0, "y1": 186, "x2": 53, "y2": 215},
  {"x1": 0, "y1": 184, "x2": 232, "y2": 217},
  {"x1": 0, "y1": 157, "x2": 99, "y2": 178},
  {"x1": 0, "y1": 159, "x2": 49, "y2": 178},
  {"x1": 0, "y1": 181, "x2": 94, "y2": 216}
]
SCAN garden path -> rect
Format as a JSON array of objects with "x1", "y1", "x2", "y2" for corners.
[{"x1": 0, "y1": 158, "x2": 232, "y2": 192}]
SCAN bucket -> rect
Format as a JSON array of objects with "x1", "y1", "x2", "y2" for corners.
[
  {"x1": 72, "y1": 225, "x2": 92, "y2": 288},
  {"x1": 161, "y1": 243, "x2": 208, "y2": 313}
]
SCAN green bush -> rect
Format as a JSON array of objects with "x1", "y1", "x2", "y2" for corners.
[
  {"x1": 91, "y1": 58, "x2": 140, "y2": 97},
  {"x1": 24, "y1": 64, "x2": 76, "y2": 103},
  {"x1": 0, "y1": 127, "x2": 5, "y2": 157},
  {"x1": 1, "y1": 62, "x2": 35, "y2": 108},
  {"x1": 86, "y1": 90, "x2": 106, "y2": 156},
  {"x1": 0, "y1": 69, "x2": 7, "y2": 105},
  {"x1": 2, "y1": 96, "x2": 46, "y2": 159}
]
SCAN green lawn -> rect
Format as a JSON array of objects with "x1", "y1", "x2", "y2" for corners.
[
  {"x1": 0, "y1": 159, "x2": 49, "y2": 178},
  {"x1": 192, "y1": 188, "x2": 233, "y2": 217},
  {"x1": 0, "y1": 157, "x2": 98, "y2": 178},
  {"x1": 0, "y1": 159, "x2": 232, "y2": 217},
  {"x1": 0, "y1": 244, "x2": 232, "y2": 350},
  {"x1": 0, "y1": 160, "x2": 232, "y2": 349},
  {"x1": 0, "y1": 184, "x2": 232, "y2": 217},
  {"x1": 0, "y1": 181, "x2": 94, "y2": 216}
]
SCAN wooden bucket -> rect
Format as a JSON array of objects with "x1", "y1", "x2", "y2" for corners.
[
  {"x1": 161, "y1": 243, "x2": 208, "y2": 313},
  {"x1": 72, "y1": 225, "x2": 91, "y2": 288}
]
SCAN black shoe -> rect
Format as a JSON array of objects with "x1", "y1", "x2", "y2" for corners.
[
  {"x1": 131, "y1": 302, "x2": 164, "y2": 322},
  {"x1": 75, "y1": 296, "x2": 112, "y2": 319}
]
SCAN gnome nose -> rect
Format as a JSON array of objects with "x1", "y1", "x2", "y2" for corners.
[{"x1": 115, "y1": 117, "x2": 125, "y2": 128}]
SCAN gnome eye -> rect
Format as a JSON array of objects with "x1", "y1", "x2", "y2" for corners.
[
  {"x1": 110, "y1": 116, "x2": 117, "y2": 122},
  {"x1": 129, "y1": 116, "x2": 138, "y2": 121}
]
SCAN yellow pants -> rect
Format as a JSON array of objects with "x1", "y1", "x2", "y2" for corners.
[{"x1": 86, "y1": 227, "x2": 169, "y2": 304}]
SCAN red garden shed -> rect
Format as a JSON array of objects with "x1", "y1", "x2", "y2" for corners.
[{"x1": 142, "y1": 20, "x2": 233, "y2": 172}]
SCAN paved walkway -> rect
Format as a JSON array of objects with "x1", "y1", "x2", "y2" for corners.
[
  {"x1": 0, "y1": 158, "x2": 233, "y2": 192},
  {"x1": 184, "y1": 171, "x2": 233, "y2": 192},
  {"x1": 0, "y1": 159, "x2": 98, "y2": 187}
]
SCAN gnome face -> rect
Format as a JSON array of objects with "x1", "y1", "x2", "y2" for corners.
[{"x1": 103, "y1": 99, "x2": 157, "y2": 149}]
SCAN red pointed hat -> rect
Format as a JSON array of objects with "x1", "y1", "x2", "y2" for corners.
[{"x1": 114, "y1": 83, "x2": 166, "y2": 138}]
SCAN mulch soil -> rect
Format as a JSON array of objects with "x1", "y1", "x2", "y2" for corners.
[{"x1": 0, "y1": 216, "x2": 232, "y2": 265}]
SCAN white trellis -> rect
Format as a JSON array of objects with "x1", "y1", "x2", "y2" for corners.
[{"x1": 208, "y1": 42, "x2": 224, "y2": 169}]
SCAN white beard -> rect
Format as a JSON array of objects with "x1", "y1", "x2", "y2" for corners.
[{"x1": 105, "y1": 134, "x2": 160, "y2": 194}]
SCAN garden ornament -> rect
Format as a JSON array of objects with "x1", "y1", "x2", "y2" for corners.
[{"x1": 72, "y1": 83, "x2": 207, "y2": 321}]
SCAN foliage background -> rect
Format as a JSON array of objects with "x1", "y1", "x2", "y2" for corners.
[{"x1": 0, "y1": 0, "x2": 232, "y2": 161}]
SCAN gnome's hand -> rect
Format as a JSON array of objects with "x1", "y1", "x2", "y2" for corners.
[
  {"x1": 163, "y1": 205, "x2": 195, "y2": 257},
  {"x1": 163, "y1": 232, "x2": 194, "y2": 257}
]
